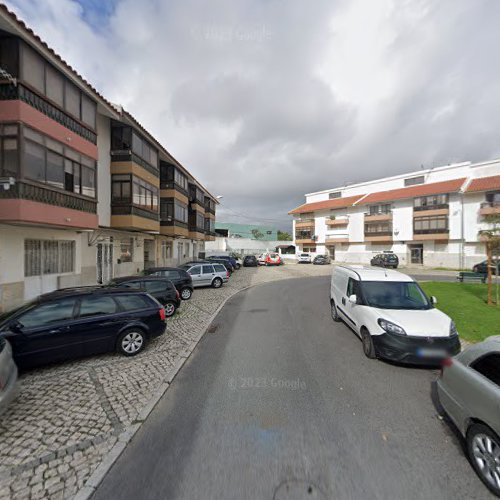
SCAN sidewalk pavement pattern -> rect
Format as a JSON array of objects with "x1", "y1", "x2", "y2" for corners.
[{"x1": 0, "y1": 263, "x2": 338, "y2": 500}]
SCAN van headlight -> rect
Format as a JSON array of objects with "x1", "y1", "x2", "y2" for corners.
[
  {"x1": 450, "y1": 321, "x2": 458, "y2": 337},
  {"x1": 378, "y1": 318, "x2": 407, "y2": 336}
]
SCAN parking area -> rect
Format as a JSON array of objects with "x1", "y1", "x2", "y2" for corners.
[{"x1": 0, "y1": 263, "x2": 334, "y2": 499}]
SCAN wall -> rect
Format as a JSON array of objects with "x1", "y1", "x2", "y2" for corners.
[{"x1": 96, "y1": 113, "x2": 111, "y2": 227}]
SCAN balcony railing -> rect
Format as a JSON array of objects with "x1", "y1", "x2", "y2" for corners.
[
  {"x1": 111, "y1": 205, "x2": 159, "y2": 221},
  {"x1": 0, "y1": 82, "x2": 97, "y2": 144},
  {"x1": 364, "y1": 231, "x2": 393, "y2": 237},
  {"x1": 111, "y1": 151, "x2": 159, "y2": 178},
  {"x1": 160, "y1": 219, "x2": 188, "y2": 228},
  {"x1": 413, "y1": 228, "x2": 449, "y2": 235},
  {"x1": 0, "y1": 180, "x2": 97, "y2": 213},
  {"x1": 414, "y1": 203, "x2": 449, "y2": 212}
]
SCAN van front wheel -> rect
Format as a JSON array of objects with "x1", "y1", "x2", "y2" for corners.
[
  {"x1": 330, "y1": 300, "x2": 341, "y2": 322},
  {"x1": 361, "y1": 329, "x2": 377, "y2": 359}
]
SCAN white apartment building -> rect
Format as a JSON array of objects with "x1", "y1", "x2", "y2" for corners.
[{"x1": 289, "y1": 160, "x2": 500, "y2": 268}]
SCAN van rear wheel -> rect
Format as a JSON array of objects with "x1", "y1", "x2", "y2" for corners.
[{"x1": 361, "y1": 329, "x2": 377, "y2": 359}]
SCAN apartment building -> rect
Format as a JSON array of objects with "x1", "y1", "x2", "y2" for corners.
[
  {"x1": 0, "y1": 5, "x2": 217, "y2": 311},
  {"x1": 289, "y1": 160, "x2": 500, "y2": 268}
]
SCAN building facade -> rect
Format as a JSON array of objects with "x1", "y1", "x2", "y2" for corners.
[
  {"x1": 289, "y1": 161, "x2": 500, "y2": 268},
  {"x1": 213, "y1": 222, "x2": 278, "y2": 241},
  {"x1": 0, "y1": 5, "x2": 217, "y2": 311}
]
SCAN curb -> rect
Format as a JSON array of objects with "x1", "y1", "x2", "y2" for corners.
[{"x1": 74, "y1": 283, "x2": 255, "y2": 500}]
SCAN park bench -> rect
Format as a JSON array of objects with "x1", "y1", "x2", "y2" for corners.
[{"x1": 457, "y1": 272, "x2": 486, "y2": 283}]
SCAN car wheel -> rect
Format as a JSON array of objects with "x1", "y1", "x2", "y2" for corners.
[
  {"x1": 212, "y1": 277, "x2": 223, "y2": 288},
  {"x1": 361, "y1": 328, "x2": 377, "y2": 359},
  {"x1": 180, "y1": 288, "x2": 192, "y2": 300},
  {"x1": 467, "y1": 424, "x2": 500, "y2": 496},
  {"x1": 117, "y1": 329, "x2": 146, "y2": 356},
  {"x1": 164, "y1": 301, "x2": 177, "y2": 317},
  {"x1": 330, "y1": 300, "x2": 341, "y2": 322},
  {"x1": 236, "y1": 264, "x2": 241, "y2": 269}
]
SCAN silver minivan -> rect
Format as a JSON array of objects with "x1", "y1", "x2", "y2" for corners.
[
  {"x1": 181, "y1": 263, "x2": 229, "y2": 288},
  {"x1": 0, "y1": 338, "x2": 18, "y2": 416}
]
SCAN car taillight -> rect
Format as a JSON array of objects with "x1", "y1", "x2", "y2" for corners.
[
  {"x1": 226, "y1": 271, "x2": 229, "y2": 278},
  {"x1": 441, "y1": 358, "x2": 453, "y2": 367},
  {"x1": 159, "y1": 308, "x2": 166, "y2": 321}
]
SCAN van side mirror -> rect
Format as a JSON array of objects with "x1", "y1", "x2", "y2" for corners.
[
  {"x1": 349, "y1": 294, "x2": 357, "y2": 304},
  {"x1": 430, "y1": 296, "x2": 437, "y2": 305}
]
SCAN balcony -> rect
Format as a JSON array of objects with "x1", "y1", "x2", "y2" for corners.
[
  {"x1": 479, "y1": 202, "x2": 500, "y2": 216},
  {"x1": 326, "y1": 218, "x2": 349, "y2": 227},
  {"x1": 364, "y1": 212, "x2": 392, "y2": 222},
  {"x1": 413, "y1": 228, "x2": 449, "y2": 241},
  {"x1": 365, "y1": 231, "x2": 393, "y2": 243},
  {"x1": 111, "y1": 151, "x2": 159, "y2": 181},
  {"x1": 0, "y1": 82, "x2": 97, "y2": 144},
  {"x1": 413, "y1": 207, "x2": 449, "y2": 218},
  {"x1": 295, "y1": 218, "x2": 315, "y2": 229},
  {"x1": 0, "y1": 180, "x2": 98, "y2": 229},
  {"x1": 111, "y1": 205, "x2": 159, "y2": 232},
  {"x1": 160, "y1": 220, "x2": 189, "y2": 238},
  {"x1": 325, "y1": 236, "x2": 349, "y2": 244}
]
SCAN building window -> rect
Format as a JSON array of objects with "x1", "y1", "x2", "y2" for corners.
[
  {"x1": 369, "y1": 204, "x2": 391, "y2": 215},
  {"x1": 24, "y1": 239, "x2": 75, "y2": 277},
  {"x1": 405, "y1": 176, "x2": 425, "y2": 187},
  {"x1": 329, "y1": 192, "x2": 341, "y2": 199},
  {"x1": 119, "y1": 239, "x2": 134, "y2": 263},
  {"x1": 45, "y1": 65, "x2": 64, "y2": 107},
  {"x1": 160, "y1": 199, "x2": 188, "y2": 223},
  {"x1": 112, "y1": 175, "x2": 158, "y2": 211},
  {"x1": 414, "y1": 194, "x2": 448, "y2": 210},
  {"x1": 22, "y1": 126, "x2": 96, "y2": 198},
  {"x1": 413, "y1": 216, "x2": 449, "y2": 234},
  {"x1": 196, "y1": 212, "x2": 204, "y2": 230},
  {"x1": 485, "y1": 191, "x2": 500, "y2": 207},
  {"x1": 0, "y1": 123, "x2": 19, "y2": 177},
  {"x1": 22, "y1": 44, "x2": 45, "y2": 93},
  {"x1": 296, "y1": 229, "x2": 313, "y2": 240},
  {"x1": 161, "y1": 241, "x2": 173, "y2": 260},
  {"x1": 365, "y1": 222, "x2": 392, "y2": 234}
]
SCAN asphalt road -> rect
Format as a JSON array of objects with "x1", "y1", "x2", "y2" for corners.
[{"x1": 93, "y1": 276, "x2": 492, "y2": 500}]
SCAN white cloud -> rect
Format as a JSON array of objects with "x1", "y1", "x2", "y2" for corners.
[{"x1": 5, "y1": 0, "x2": 500, "y2": 228}]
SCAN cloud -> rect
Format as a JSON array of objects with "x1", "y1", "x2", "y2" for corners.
[{"x1": 5, "y1": 0, "x2": 500, "y2": 229}]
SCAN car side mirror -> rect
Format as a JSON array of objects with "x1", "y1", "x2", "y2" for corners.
[
  {"x1": 9, "y1": 321, "x2": 23, "y2": 333},
  {"x1": 349, "y1": 294, "x2": 357, "y2": 304},
  {"x1": 430, "y1": 296, "x2": 437, "y2": 305}
]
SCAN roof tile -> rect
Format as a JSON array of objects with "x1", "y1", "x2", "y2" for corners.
[
  {"x1": 289, "y1": 194, "x2": 365, "y2": 214},
  {"x1": 466, "y1": 175, "x2": 500, "y2": 193}
]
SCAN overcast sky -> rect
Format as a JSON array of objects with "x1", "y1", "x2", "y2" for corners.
[{"x1": 6, "y1": 0, "x2": 500, "y2": 230}]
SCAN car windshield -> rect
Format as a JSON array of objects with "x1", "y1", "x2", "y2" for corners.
[{"x1": 361, "y1": 281, "x2": 431, "y2": 310}]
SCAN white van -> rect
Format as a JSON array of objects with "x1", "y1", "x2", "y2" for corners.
[{"x1": 330, "y1": 266, "x2": 461, "y2": 364}]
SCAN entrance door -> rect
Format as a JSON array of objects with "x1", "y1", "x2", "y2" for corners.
[
  {"x1": 144, "y1": 240, "x2": 155, "y2": 269},
  {"x1": 409, "y1": 244, "x2": 423, "y2": 265},
  {"x1": 97, "y1": 243, "x2": 114, "y2": 284}
]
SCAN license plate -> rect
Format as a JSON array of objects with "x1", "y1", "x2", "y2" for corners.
[{"x1": 417, "y1": 348, "x2": 448, "y2": 358}]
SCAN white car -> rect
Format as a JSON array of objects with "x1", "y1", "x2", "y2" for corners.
[
  {"x1": 257, "y1": 254, "x2": 267, "y2": 266},
  {"x1": 297, "y1": 253, "x2": 312, "y2": 264},
  {"x1": 330, "y1": 266, "x2": 461, "y2": 364}
]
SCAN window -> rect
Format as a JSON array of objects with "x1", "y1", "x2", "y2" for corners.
[
  {"x1": 471, "y1": 354, "x2": 500, "y2": 386},
  {"x1": 18, "y1": 298, "x2": 77, "y2": 329},
  {"x1": 189, "y1": 266, "x2": 201, "y2": 275},
  {"x1": 346, "y1": 278, "x2": 360, "y2": 298},
  {"x1": 405, "y1": 176, "x2": 425, "y2": 187},
  {"x1": 144, "y1": 281, "x2": 168, "y2": 293},
  {"x1": 163, "y1": 270, "x2": 179, "y2": 279},
  {"x1": 175, "y1": 169, "x2": 188, "y2": 190},
  {"x1": 161, "y1": 241, "x2": 173, "y2": 260},
  {"x1": 131, "y1": 177, "x2": 158, "y2": 211},
  {"x1": 64, "y1": 81, "x2": 81, "y2": 119},
  {"x1": 0, "y1": 124, "x2": 19, "y2": 177},
  {"x1": 414, "y1": 194, "x2": 448, "y2": 210},
  {"x1": 0, "y1": 37, "x2": 19, "y2": 78},
  {"x1": 365, "y1": 222, "x2": 392, "y2": 234},
  {"x1": 486, "y1": 191, "x2": 500, "y2": 206},
  {"x1": 369, "y1": 204, "x2": 391, "y2": 215},
  {"x1": 81, "y1": 165, "x2": 96, "y2": 198},
  {"x1": 46, "y1": 65, "x2": 64, "y2": 107},
  {"x1": 413, "y1": 216, "x2": 448, "y2": 233},
  {"x1": 81, "y1": 94, "x2": 96, "y2": 129},
  {"x1": 119, "y1": 239, "x2": 134, "y2": 263},
  {"x1": 119, "y1": 281, "x2": 142, "y2": 289},
  {"x1": 213, "y1": 264, "x2": 226, "y2": 273},
  {"x1": 79, "y1": 296, "x2": 117, "y2": 318},
  {"x1": 46, "y1": 151, "x2": 64, "y2": 189},
  {"x1": 329, "y1": 192, "x2": 341, "y2": 199},
  {"x1": 24, "y1": 239, "x2": 75, "y2": 277},
  {"x1": 197, "y1": 212, "x2": 204, "y2": 230},
  {"x1": 24, "y1": 140, "x2": 45, "y2": 182},
  {"x1": 115, "y1": 295, "x2": 149, "y2": 311},
  {"x1": 22, "y1": 45, "x2": 45, "y2": 93},
  {"x1": 111, "y1": 124, "x2": 132, "y2": 151},
  {"x1": 202, "y1": 265, "x2": 215, "y2": 274},
  {"x1": 131, "y1": 131, "x2": 158, "y2": 168},
  {"x1": 361, "y1": 281, "x2": 431, "y2": 310}
]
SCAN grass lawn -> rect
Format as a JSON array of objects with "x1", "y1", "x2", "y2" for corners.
[{"x1": 419, "y1": 282, "x2": 500, "y2": 343}]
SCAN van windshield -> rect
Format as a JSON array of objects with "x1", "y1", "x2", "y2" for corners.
[{"x1": 360, "y1": 281, "x2": 431, "y2": 310}]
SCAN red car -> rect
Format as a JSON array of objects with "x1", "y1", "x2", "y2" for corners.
[{"x1": 264, "y1": 253, "x2": 282, "y2": 266}]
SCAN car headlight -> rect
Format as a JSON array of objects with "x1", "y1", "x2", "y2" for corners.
[
  {"x1": 450, "y1": 321, "x2": 458, "y2": 337},
  {"x1": 378, "y1": 318, "x2": 407, "y2": 336}
]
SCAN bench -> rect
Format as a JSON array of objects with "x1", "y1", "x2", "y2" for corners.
[{"x1": 457, "y1": 272, "x2": 486, "y2": 283}]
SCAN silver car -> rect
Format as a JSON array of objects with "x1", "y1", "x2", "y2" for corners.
[
  {"x1": 181, "y1": 263, "x2": 229, "y2": 288},
  {"x1": 437, "y1": 337, "x2": 500, "y2": 496},
  {"x1": 0, "y1": 338, "x2": 18, "y2": 416}
]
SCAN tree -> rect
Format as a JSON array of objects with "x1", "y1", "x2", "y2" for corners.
[
  {"x1": 277, "y1": 230, "x2": 292, "y2": 241},
  {"x1": 251, "y1": 228, "x2": 264, "y2": 240},
  {"x1": 479, "y1": 213, "x2": 500, "y2": 306}
]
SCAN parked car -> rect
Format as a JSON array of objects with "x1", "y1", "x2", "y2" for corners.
[
  {"x1": 472, "y1": 259, "x2": 500, "y2": 275},
  {"x1": 0, "y1": 288, "x2": 167, "y2": 369},
  {"x1": 264, "y1": 253, "x2": 282, "y2": 266},
  {"x1": 0, "y1": 338, "x2": 18, "y2": 415},
  {"x1": 437, "y1": 337, "x2": 500, "y2": 497},
  {"x1": 243, "y1": 255, "x2": 258, "y2": 267},
  {"x1": 209, "y1": 255, "x2": 239, "y2": 270},
  {"x1": 141, "y1": 267, "x2": 194, "y2": 300},
  {"x1": 257, "y1": 254, "x2": 267, "y2": 266},
  {"x1": 313, "y1": 254, "x2": 331, "y2": 265},
  {"x1": 370, "y1": 253, "x2": 399, "y2": 269},
  {"x1": 180, "y1": 263, "x2": 229, "y2": 288},
  {"x1": 297, "y1": 253, "x2": 312, "y2": 264},
  {"x1": 109, "y1": 276, "x2": 180, "y2": 317},
  {"x1": 205, "y1": 258, "x2": 235, "y2": 274},
  {"x1": 330, "y1": 266, "x2": 461, "y2": 364}
]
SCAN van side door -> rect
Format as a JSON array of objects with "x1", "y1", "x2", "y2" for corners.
[{"x1": 340, "y1": 277, "x2": 360, "y2": 332}]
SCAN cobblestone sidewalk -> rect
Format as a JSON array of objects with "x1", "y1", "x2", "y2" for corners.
[{"x1": 0, "y1": 264, "x2": 331, "y2": 499}]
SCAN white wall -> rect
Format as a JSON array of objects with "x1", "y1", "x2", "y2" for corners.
[{"x1": 96, "y1": 113, "x2": 111, "y2": 227}]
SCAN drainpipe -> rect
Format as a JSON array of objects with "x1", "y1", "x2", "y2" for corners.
[{"x1": 460, "y1": 193, "x2": 465, "y2": 270}]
